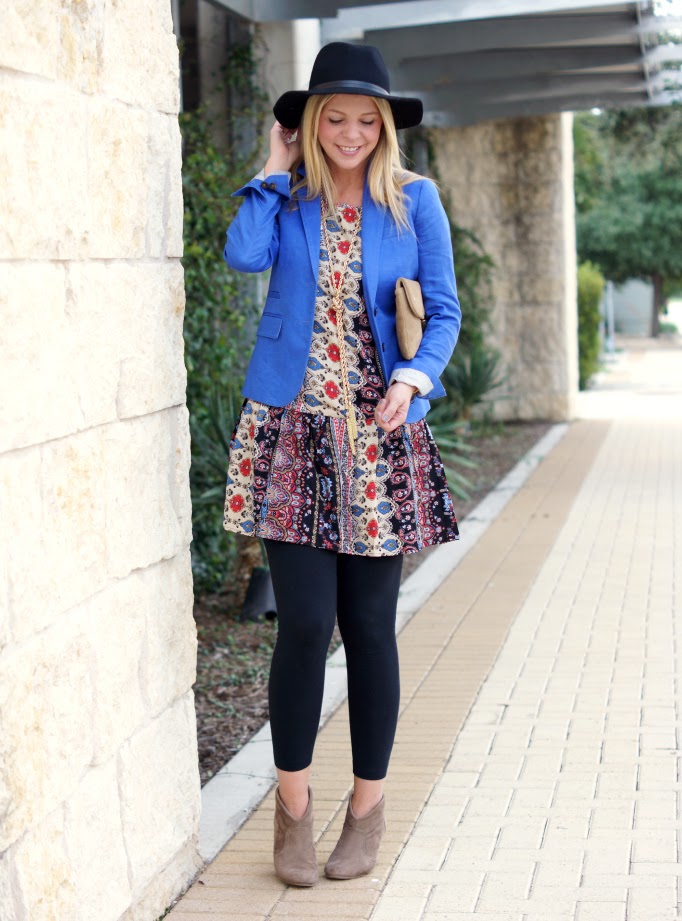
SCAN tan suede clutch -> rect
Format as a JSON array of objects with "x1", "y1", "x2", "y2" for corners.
[{"x1": 395, "y1": 277, "x2": 426, "y2": 359}]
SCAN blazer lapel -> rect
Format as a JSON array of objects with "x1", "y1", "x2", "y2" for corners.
[
  {"x1": 298, "y1": 196, "x2": 321, "y2": 279},
  {"x1": 361, "y1": 179, "x2": 385, "y2": 309}
]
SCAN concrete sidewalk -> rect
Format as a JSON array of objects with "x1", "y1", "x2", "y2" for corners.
[{"x1": 168, "y1": 334, "x2": 681, "y2": 921}]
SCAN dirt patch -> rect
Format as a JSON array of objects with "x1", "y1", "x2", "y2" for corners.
[{"x1": 194, "y1": 420, "x2": 552, "y2": 786}]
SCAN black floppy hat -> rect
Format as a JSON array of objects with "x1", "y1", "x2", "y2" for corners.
[{"x1": 273, "y1": 42, "x2": 423, "y2": 131}]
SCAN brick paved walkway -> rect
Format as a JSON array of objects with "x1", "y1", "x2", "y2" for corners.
[{"x1": 169, "y1": 335, "x2": 681, "y2": 921}]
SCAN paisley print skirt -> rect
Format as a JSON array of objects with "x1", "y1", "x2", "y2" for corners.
[{"x1": 223, "y1": 400, "x2": 459, "y2": 557}]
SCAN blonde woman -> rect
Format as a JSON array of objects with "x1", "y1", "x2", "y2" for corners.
[{"x1": 222, "y1": 42, "x2": 461, "y2": 886}]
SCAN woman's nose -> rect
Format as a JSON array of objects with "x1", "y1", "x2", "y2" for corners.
[{"x1": 342, "y1": 124, "x2": 362, "y2": 140}]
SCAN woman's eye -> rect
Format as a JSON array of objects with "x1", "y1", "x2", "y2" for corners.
[{"x1": 328, "y1": 118, "x2": 375, "y2": 126}]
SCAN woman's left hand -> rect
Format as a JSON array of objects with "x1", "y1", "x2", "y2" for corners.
[{"x1": 375, "y1": 382, "x2": 417, "y2": 434}]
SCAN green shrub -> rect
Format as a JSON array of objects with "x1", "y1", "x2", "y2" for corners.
[
  {"x1": 181, "y1": 36, "x2": 268, "y2": 595},
  {"x1": 444, "y1": 344, "x2": 505, "y2": 420},
  {"x1": 577, "y1": 261, "x2": 604, "y2": 389},
  {"x1": 188, "y1": 378, "x2": 245, "y2": 590}
]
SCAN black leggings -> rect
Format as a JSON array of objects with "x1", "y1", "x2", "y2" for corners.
[{"x1": 263, "y1": 539, "x2": 403, "y2": 781}]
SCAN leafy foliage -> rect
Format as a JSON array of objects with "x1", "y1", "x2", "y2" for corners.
[
  {"x1": 577, "y1": 262, "x2": 605, "y2": 390},
  {"x1": 444, "y1": 345, "x2": 505, "y2": 420},
  {"x1": 188, "y1": 379, "x2": 246, "y2": 588},
  {"x1": 181, "y1": 35, "x2": 268, "y2": 594},
  {"x1": 577, "y1": 166, "x2": 682, "y2": 285},
  {"x1": 574, "y1": 107, "x2": 682, "y2": 333}
]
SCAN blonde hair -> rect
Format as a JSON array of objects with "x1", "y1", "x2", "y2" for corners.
[{"x1": 290, "y1": 94, "x2": 419, "y2": 229}]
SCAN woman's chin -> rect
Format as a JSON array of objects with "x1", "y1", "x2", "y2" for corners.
[{"x1": 326, "y1": 152, "x2": 370, "y2": 174}]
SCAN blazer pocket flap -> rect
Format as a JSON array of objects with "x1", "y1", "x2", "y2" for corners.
[{"x1": 257, "y1": 312, "x2": 283, "y2": 339}]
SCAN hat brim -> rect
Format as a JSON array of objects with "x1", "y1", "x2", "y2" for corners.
[{"x1": 273, "y1": 86, "x2": 423, "y2": 131}]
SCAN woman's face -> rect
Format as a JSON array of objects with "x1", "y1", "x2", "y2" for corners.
[{"x1": 317, "y1": 95, "x2": 382, "y2": 176}]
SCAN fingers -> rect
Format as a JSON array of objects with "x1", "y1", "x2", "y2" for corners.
[
  {"x1": 374, "y1": 394, "x2": 410, "y2": 433},
  {"x1": 266, "y1": 122, "x2": 301, "y2": 173},
  {"x1": 374, "y1": 382, "x2": 416, "y2": 433},
  {"x1": 272, "y1": 121, "x2": 297, "y2": 143}
]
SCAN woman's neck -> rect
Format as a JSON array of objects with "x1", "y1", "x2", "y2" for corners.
[{"x1": 329, "y1": 164, "x2": 365, "y2": 206}]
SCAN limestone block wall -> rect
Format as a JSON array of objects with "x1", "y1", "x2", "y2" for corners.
[
  {"x1": 0, "y1": 3, "x2": 201, "y2": 920},
  {"x1": 432, "y1": 112, "x2": 579, "y2": 420}
]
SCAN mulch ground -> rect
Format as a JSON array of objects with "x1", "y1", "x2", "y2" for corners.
[{"x1": 193, "y1": 420, "x2": 551, "y2": 786}]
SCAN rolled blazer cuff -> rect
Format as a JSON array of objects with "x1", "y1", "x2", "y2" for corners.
[
  {"x1": 231, "y1": 172, "x2": 291, "y2": 200},
  {"x1": 253, "y1": 168, "x2": 291, "y2": 181},
  {"x1": 389, "y1": 368, "x2": 433, "y2": 397}
]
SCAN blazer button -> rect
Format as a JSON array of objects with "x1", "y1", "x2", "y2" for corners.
[
  {"x1": 268, "y1": 182, "x2": 277, "y2": 190},
  {"x1": 382, "y1": 342, "x2": 386, "y2": 352},
  {"x1": 260, "y1": 181, "x2": 268, "y2": 189},
  {"x1": 374, "y1": 307, "x2": 378, "y2": 316}
]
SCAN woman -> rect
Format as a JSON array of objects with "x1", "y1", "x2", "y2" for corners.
[{"x1": 222, "y1": 41, "x2": 461, "y2": 886}]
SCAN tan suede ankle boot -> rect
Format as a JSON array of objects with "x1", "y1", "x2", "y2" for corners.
[
  {"x1": 324, "y1": 794, "x2": 386, "y2": 880},
  {"x1": 273, "y1": 785, "x2": 318, "y2": 887}
]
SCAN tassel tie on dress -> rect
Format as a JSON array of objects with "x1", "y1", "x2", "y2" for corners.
[{"x1": 322, "y1": 202, "x2": 361, "y2": 456}]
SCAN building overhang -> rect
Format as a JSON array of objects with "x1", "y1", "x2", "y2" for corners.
[{"x1": 211, "y1": 0, "x2": 682, "y2": 126}]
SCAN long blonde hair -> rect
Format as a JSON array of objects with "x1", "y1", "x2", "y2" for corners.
[{"x1": 290, "y1": 94, "x2": 419, "y2": 229}]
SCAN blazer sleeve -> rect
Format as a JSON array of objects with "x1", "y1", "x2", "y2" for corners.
[
  {"x1": 391, "y1": 179, "x2": 462, "y2": 387},
  {"x1": 223, "y1": 173, "x2": 291, "y2": 274}
]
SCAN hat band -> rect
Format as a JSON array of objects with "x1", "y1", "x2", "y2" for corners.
[{"x1": 310, "y1": 79, "x2": 391, "y2": 97}]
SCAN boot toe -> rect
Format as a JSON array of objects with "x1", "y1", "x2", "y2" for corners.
[{"x1": 277, "y1": 861, "x2": 319, "y2": 887}]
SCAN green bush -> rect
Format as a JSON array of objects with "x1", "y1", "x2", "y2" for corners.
[
  {"x1": 577, "y1": 261, "x2": 604, "y2": 389},
  {"x1": 444, "y1": 344, "x2": 505, "y2": 421},
  {"x1": 181, "y1": 36, "x2": 268, "y2": 595}
]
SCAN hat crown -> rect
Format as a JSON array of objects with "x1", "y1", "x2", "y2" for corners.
[
  {"x1": 272, "y1": 40, "x2": 422, "y2": 131},
  {"x1": 308, "y1": 42, "x2": 391, "y2": 93}
]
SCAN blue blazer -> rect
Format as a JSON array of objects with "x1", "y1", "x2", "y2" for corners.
[{"x1": 223, "y1": 169, "x2": 461, "y2": 424}]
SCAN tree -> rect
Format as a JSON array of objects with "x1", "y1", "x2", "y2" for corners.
[
  {"x1": 577, "y1": 166, "x2": 682, "y2": 335},
  {"x1": 574, "y1": 106, "x2": 682, "y2": 335}
]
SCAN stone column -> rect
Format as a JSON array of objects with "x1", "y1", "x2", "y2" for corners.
[
  {"x1": 260, "y1": 19, "x2": 321, "y2": 112},
  {"x1": 0, "y1": 2, "x2": 201, "y2": 920},
  {"x1": 432, "y1": 112, "x2": 579, "y2": 420}
]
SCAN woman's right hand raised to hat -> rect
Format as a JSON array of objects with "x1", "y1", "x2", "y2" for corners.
[{"x1": 264, "y1": 121, "x2": 301, "y2": 176}]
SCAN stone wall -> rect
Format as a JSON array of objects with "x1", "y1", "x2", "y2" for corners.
[
  {"x1": 0, "y1": 2, "x2": 201, "y2": 919},
  {"x1": 432, "y1": 112, "x2": 578, "y2": 420}
]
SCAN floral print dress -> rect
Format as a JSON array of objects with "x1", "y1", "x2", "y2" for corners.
[{"x1": 223, "y1": 203, "x2": 459, "y2": 556}]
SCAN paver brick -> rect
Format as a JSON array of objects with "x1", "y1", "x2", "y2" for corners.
[
  {"x1": 582, "y1": 873, "x2": 678, "y2": 889},
  {"x1": 422, "y1": 914, "x2": 524, "y2": 921},
  {"x1": 575, "y1": 903, "x2": 626, "y2": 921},
  {"x1": 166, "y1": 915, "x2": 266, "y2": 921},
  {"x1": 475, "y1": 894, "x2": 576, "y2": 915},
  {"x1": 368, "y1": 895, "x2": 429, "y2": 920},
  {"x1": 626, "y1": 885, "x2": 677, "y2": 921},
  {"x1": 479, "y1": 869, "x2": 534, "y2": 900},
  {"x1": 270, "y1": 902, "x2": 373, "y2": 918},
  {"x1": 426, "y1": 880, "x2": 483, "y2": 911},
  {"x1": 532, "y1": 862, "x2": 582, "y2": 887},
  {"x1": 631, "y1": 862, "x2": 682, "y2": 876}
]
